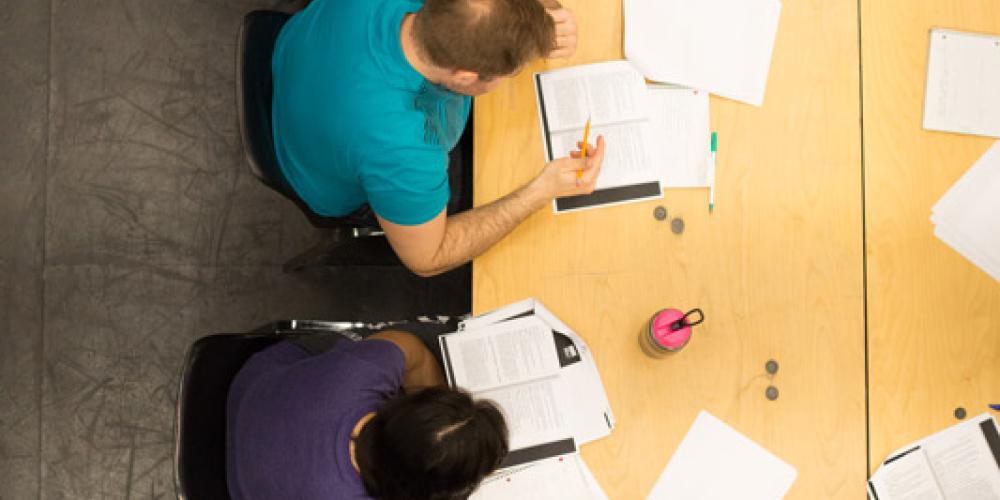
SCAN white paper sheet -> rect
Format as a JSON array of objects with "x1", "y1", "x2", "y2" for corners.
[
  {"x1": 624, "y1": 0, "x2": 782, "y2": 106},
  {"x1": 646, "y1": 411, "x2": 797, "y2": 500},
  {"x1": 930, "y1": 141, "x2": 1000, "y2": 281},
  {"x1": 473, "y1": 454, "x2": 607, "y2": 500},
  {"x1": 647, "y1": 85, "x2": 711, "y2": 187},
  {"x1": 923, "y1": 29, "x2": 1000, "y2": 138}
]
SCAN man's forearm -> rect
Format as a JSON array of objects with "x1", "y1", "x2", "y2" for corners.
[{"x1": 423, "y1": 181, "x2": 550, "y2": 275}]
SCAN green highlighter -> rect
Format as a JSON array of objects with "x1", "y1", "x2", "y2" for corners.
[{"x1": 708, "y1": 132, "x2": 718, "y2": 213}]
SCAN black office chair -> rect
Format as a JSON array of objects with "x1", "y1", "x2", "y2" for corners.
[
  {"x1": 172, "y1": 314, "x2": 462, "y2": 498},
  {"x1": 235, "y1": 11, "x2": 398, "y2": 271},
  {"x1": 172, "y1": 320, "x2": 364, "y2": 500}
]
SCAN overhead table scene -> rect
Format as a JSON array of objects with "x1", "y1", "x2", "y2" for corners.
[{"x1": 472, "y1": 0, "x2": 866, "y2": 498}]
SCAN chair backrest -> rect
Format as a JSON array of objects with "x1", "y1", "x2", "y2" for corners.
[
  {"x1": 235, "y1": 11, "x2": 296, "y2": 199},
  {"x1": 235, "y1": 11, "x2": 377, "y2": 230},
  {"x1": 174, "y1": 334, "x2": 283, "y2": 500},
  {"x1": 173, "y1": 331, "x2": 352, "y2": 499}
]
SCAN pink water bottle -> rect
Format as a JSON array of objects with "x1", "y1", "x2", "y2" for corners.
[{"x1": 639, "y1": 308, "x2": 705, "y2": 357}]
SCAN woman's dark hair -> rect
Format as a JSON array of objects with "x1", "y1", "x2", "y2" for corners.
[{"x1": 354, "y1": 387, "x2": 509, "y2": 500}]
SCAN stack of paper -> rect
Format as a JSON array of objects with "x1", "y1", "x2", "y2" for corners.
[
  {"x1": 931, "y1": 141, "x2": 1000, "y2": 281},
  {"x1": 646, "y1": 411, "x2": 798, "y2": 500},
  {"x1": 868, "y1": 413, "x2": 1000, "y2": 500},
  {"x1": 624, "y1": 0, "x2": 782, "y2": 107},
  {"x1": 439, "y1": 299, "x2": 615, "y2": 499}
]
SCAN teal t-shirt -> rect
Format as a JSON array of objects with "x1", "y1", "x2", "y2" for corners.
[{"x1": 271, "y1": 0, "x2": 471, "y2": 225}]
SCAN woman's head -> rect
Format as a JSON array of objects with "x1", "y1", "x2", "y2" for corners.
[{"x1": 355, "y1": 387, "x2": 509, "y2": 500}]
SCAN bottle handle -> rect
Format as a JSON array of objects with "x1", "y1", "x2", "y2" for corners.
[{"x1": 670, "y1": 308, "x2": 705, "y2": 330}]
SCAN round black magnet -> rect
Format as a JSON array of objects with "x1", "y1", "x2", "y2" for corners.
[
  {"x1": 765, "y1": 386, "x2": 779, "y2": 401},
  {"x1": 671, "y1": 217, "x2": 685, "y2": 234},
  {"x1": 654, "y1": 206, "x2": 667, "y2": 221},
  {"x1": 954, "y1": 407, "x2": 967, "y2": 420},
  {"x1": 765, "y1": 360, "x2": 779, "y2": 375}
]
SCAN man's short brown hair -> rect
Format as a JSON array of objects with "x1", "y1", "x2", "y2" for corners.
[{"x1": 413, "y1": 0, "x2": 556, "y2": 80}]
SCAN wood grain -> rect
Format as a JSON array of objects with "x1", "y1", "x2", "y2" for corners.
[
  {"x1": 861, "y1": 0, "x2": 1000, "y2": 470},
  {"x1": 473, "y1": 0, "x2": 866, "y2": 497}
]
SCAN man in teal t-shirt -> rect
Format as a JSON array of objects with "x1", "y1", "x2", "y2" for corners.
[{"x1": 272, "y1": 0, "x2": 607, "y2": 276}]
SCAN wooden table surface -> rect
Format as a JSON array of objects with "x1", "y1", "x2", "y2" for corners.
[
  {"x1": 472, "y1": 0, "x2": 998, "y2": 498},
  {"x1": 861, "y1": 0, "x2": 1000, "y2": 471}
]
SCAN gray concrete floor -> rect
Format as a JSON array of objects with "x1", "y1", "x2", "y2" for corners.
[{"x1": 0, "y1": 1, "x2": 470, "y2": 497}]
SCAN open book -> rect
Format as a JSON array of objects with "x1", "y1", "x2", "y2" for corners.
[
  {"x1": 440, "y1": 315, "x2": 574, "y2": 458},
  {"x1": 453, "y1": 298, "x2": 615, "y2": 446},
  {"x1": 439, "y1": 300, "x2": 613, "y2": 499},
  {"x1": 534, "y1": 61, "x2": 664, "y2": 213},
  {"x1": 868, "y1": 413, "x2": 1000, "y2": 500}
]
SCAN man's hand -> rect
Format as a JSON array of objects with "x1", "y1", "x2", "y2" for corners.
[
  {"x1": 529, "y1": 135, "x2": 605, "y2": 199},
  {"x1": 378, "y1": 135, "x2": 607, "y2": 277},
  {"x1": 546, "y1": 8, "x2": 578, "y2": 59}
]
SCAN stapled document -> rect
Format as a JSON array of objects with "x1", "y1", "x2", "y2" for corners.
[
  {"x1": 923, "y1": 28, "x2": 1000, "y2": 138},
  {"x1": 647, "y1": 84, "x2": 711, "y2": 188}
]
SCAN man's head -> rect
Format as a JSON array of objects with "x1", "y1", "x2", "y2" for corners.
[
  {"x1": 413, "y1": 0, "x2": 556, "y2": 95},
  {"x1": 355, "y1": 387, "x2": 509, "y2": 500}
]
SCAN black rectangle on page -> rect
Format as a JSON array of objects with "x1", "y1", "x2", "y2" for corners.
[
  {"x1": 499, "y1": 438, "x2": 577, "y2": 469},
  {"x1": 555, "y1": 181, "x2": 662, "y2": 212},
  {"x1": 535, "y1": 73, "x2": 555, "y2": 162},
  {"x1": 980, "y1": 417, "x2": 1000, "y2": 470}
]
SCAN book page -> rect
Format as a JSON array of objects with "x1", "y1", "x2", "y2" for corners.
[
  {"x1": 443, "y1": 316, "x2": 559, "y2": 394},
  {"x1": 479, "y1": 379, "x2": 566, "y2": 451},
  {"x1": 923, "y1": 417, "x2": 1000, "y2": 500},
  {"x1": 549, "y1": 122, "x2": 657, "y2": 189},
  {"x1": 538, "y1": 61, "x2": 648, "y2": 132},
  {"x1": 869, "y1": 448, "x2": 945, "y2": 500}
]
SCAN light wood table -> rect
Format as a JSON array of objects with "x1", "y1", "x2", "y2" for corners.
[
  {"x1": 472, "y1": 0, "x2": 866, "y2": 498},
  {"x1": 861, "y1": 0, "x2": 1000, "y2": 471}
]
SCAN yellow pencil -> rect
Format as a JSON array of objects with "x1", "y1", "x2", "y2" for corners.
[{"x1": 578, "y1": 116, "x2": 591, "y2": 186}]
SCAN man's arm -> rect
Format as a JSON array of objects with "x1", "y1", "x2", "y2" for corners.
[
  {"x1": 366, "y1": 330, "x2": 444, "y2": 392},
  {"x1": 379, "y1": 136, "x2": 605, "y2": 277}
]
